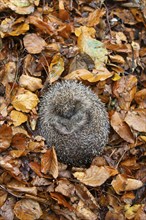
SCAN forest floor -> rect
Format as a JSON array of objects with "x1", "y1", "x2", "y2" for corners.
[{"x1": 0, "y1": 0, "x2": 146, "y2": 219}]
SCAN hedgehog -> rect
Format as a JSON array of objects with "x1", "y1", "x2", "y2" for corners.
[{"x1": 37, "y1": 80, "x2": 109, "y2": 167}]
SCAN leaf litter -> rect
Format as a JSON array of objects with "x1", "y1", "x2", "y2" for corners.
[{"x1": 0, "y1": 0, "x2": 146, "y2": 219}]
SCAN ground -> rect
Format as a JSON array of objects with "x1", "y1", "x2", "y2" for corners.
[{"x1": 0, "y1": 0, "x2": 146, "y2": 219}]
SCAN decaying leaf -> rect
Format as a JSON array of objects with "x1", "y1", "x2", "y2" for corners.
[
  {"x1": 14, "y1": 199, "x2": 43, "y2": 220},
  {"x1": 0, "y1": 124, "x2": 13, "y2": 152},
  {"x1": 11, "y1": 88, "x2": 39, "y2": 113},
  {"x1": 111, "y1": 174, "x2": 143, "y2": 194},
  {"x1": 75, "y1": 26, "x2": 108, "y2": 68},
  {"x1": 73, "y1": 166, "x2": 118, "y2": 187},
  {"x1": 41, "y1": 147, "x2": 58, "y2": 179},
  {"x1": 10, "y1": 110, "x2": 28, "y2": 126},
  {"x1": 23, "y1": 33, "x2": 47, "y2": 54},
  {"x1": 0, "y1": 190, "x2": 7, "y2": 207}
]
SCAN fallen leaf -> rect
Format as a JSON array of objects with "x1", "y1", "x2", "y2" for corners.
[
  {"x1": 11, "y1": 133, "x2": 29, "y2": 150},
  {"x1": 75, "y1": 200, "x2": 97, "y2": 220},
  {"x1": 19, "y1": 75, "x2": 43, "y2": 91},
  {"x1": 50, "y1": 192, "x2": 74, "y2": 211},
  {"x1": 0, "y1": 124, "x2": 12, "y2": 152},
  {"x1": 55, "y1": 179, "x2": 75, "y2": 197},
  {"x1": 23, "y1": 33, "x2": 47, "y2": 54},
  {"x1": 0, "y1": 190, "x2": 7, "y2": 207},
  {"x1": 110, "y1": 111, "x2": 135, "y2": 143},
  {"x1": 65, "y1": 68, "x2": 113, "y2": 82},
  {"x1": 41, "y1": 147, "x2": 58, "y2": 179},
  {"x1": 73, "y1": 166, "x2": 118, "y2": 187},
  {"x1": 111, "y1": 174, "x2": 143, "y2": 194},
  {"x1": 11, "y1": 88, "x2": 39, "y2": 113},
  {"x1": 7, "y1": 0, "x2": 35, "y2": 14},
  {"x1": 14, "y1": 199, "x2": 43, "y2": 220},
  {"x1": 124, "y1": 109, "x2": 146, "y2": 132},
  {"x1": 113, "y1": 75, "x2": 137, "y2": 110},
  {"x1": 49, "y1": 54, "x2": 64, "y2": 83},
  {"x1": 10, "y1": 110, "x2": 28, "y2": 126},
  {"x1": 134, "y1": 89, "x2": 146, "y2": 108},
  {"x1": 75, "y1": 26, "x2": 108, "y2": 68},
  {"x1": 124, "y1": 204, "x2": 141, "y2": 220}
]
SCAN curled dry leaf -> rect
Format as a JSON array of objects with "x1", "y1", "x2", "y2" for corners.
[
  {"x1": 110, "y1": 111, "x2": 135, "y2": 143},
  {"x1": 134, "y1": 89, "x2": 146, "y2": 108},
  {"x1": 73, "y1": 166, "x2": 118, "y2": 187},
  {"x1": 0, "y1": 124, "x2": 12, "y2": 152},
  {"x1": 50, "y1": 192, "x2": 74, "y2": 211},
  {"x1": 23, "y1": 33, "x2": 47, "y2": 54},
  {"x1": 14, "y1": 199, "x2": 43, "y2": 220},
  {"x1": 10, "y1": 110, "x2": 28, "y2": 127},
  {"x1": 124, "y1": 109, "x2": 146, "y2": 132},
  {"x1": 19, "y1": 75, "x2": 43, "y2": 92},
  {"x1": 113, "y1": 75, "x2": 137, "y2": 110},
  {"x1": 41, "y1": 147, "x2": 58, "y2": 179},
  {"x1": 75, "y1": 26, "x2": 108, "y2": 68},
  {"x1": 111, "y1": 174, "x2": 143, "y2": 194},
  {"x1": 65, "y1": 68, "x2": 113, "y2": 82},
  {"x1": 11, "y1": 88, "x2": 39, "y2": 113},
  {"x1": 49, "y1": 54, "x2": 64, "y2": 83},
  {"x1": 0, "y1": 156, "x2": 23, "y2": 181}
]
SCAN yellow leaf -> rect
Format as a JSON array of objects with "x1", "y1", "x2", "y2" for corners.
[
  {"x1": 10, "y1": 110, "x2": 28, "y2": 126},
  {"x1": 112, "y1": 73, "x2": 121, "y2": 81},
  {"x1": 19, "y1": 75, "x2": 43, "y2": 91},
  {"x1": 49, "y1": 54, "x2": 64, "y2": 83},
  {"x1": 75, "y1": 26, "x2": 108, "y2": 68},
  {"x1": 11, "y1": 88, "x2": 39, "y2": 113}
]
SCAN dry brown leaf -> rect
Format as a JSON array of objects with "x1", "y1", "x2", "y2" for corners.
[
  {"x1": 14, "y1": 199, "x2": 43, "y2": 220},
  {"x1": 109, "y1": 54, "x2": 125, "y2": 64},
  {"x1": 0, "y1": 197, "x2": 15, "y2": 220},
  {"x1": 0, "y1": 190, "x2": 7, "y2": 207},
  {"x1": 0, "y1": 124, "x2": 13, "y2": 152},
  {"x1": 55, "y1": 179, "x2": 75, "y2": 197},
  {"x1": 134, "y1": 89, "x2": 146, "y2": 108},
  {"x1": 111, "y1": 174, "x2": 143, "y2": 194},
  {"x1": 113, "y1": 75, "x2": 137, "y2": 110},
  {"x1": 0, "y1": 156, "x2": 23, "y2": 181},
  {"x1": 110, "y1": 111, "x2": 135, "y2": 143},
  {"x1": 11, "y1": 133, "x2": 29, "y2": 150},
  {"x1": 10, "y1": 110, "x2": 28, "y2": 127},
  {"x1": 41, "y1": 147, "x2": 58, "y2": 179},
  {"x1": 75, "y1": 200, "x2": 97, "y2": 220},
  {"x1": 7, "y1": 180, "x2": 37, "y2": 195},
  {"x1": 50, "y1": 192, "x2": 74, "y2": 211},
  {"x1": 29, "y1": 161, "x2": 43, "y2": 178},
  {"x1": 19, "y1": 75, "x2": 43, "y2": 91},
  {"x1": 87, "y1": 8, "x2": 105, "y2": 27},
  {"x1": 23, "y1": 33, "x2": 47, "y2": 54},
  {"x1": 73, "y1": 166, "x2": 118, "y2": 187},
  {"x1": 11, "y1": 88, "x2": 39, "y2": 113},
  {"x1": 124, "y1": 109, "x2": 146, "y2": 132}
]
